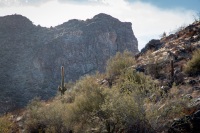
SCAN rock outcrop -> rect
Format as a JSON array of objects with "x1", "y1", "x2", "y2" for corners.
[
  {"x1": 0, "y1": 13, "x2": 138, "y2": 113},
  {"x1": 140, "y1": 39, "x2": 163, "y2": 54},
  {"x1": 168, "y1": 110, "x2": 200, "y2": 133}
]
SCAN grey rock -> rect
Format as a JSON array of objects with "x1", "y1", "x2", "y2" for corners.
[
  {"x1": 16, "y1": 116, "x2": 23, "y2": 122},
  {"x1": 0, "y1": 13, "x2": 138, "y2": 114},
  {"x1": 141, "y1": 39, "x2": 163, "y2": 53},
  {"x1": 168, "y1": 109, "x2": 200, "y2": 133},
  {"x1": 135, "y1": 65, "x2": 145, "y2": 72},
  {"x1": 183, "y1": 94, "x2": 193, "y2": 100},
  {"x1": 193, "y1": 110, "x2": 200, "y2": 117},
  {"x1": 192, "y1": 86, "x2": 200, "y2": 91},
  {"x1": 194, "y1": 97, "x2": 200, "y2": 103},
  {"x1": 188, "y1": 79, "x2": 197, "y2": 85}
]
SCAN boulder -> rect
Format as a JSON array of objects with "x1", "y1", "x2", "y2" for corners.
[
  {"x1": 141, "y1": 39, "x2": 163, "y2": 53},
  {"x1": 168, "y1": 109, "x2": 200, "y2": 133}
]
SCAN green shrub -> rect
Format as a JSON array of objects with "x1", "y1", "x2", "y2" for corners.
[
  {"x1": 106, "y1": 50, "x2": 135, "y2": 78},
  {"x1": 101, "y1": 87, "x2": 153, "y2": 133},
  {"x1": 25, "y1": 74, "x2": 106, "y2": 133},
  {"x1": 184, "y1": 49, "x2": 200, "y2": 76},
  {"x1": 100, "y1": 68, "x2": 158, "y2": 132},
  {"x1": 117, "y1": 68, "x2": 159, "y2": 97},
  {"x1": 63, "y1": 75, "x2": 105, "y2": 132}
]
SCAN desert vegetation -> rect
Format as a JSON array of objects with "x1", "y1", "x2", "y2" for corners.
[
  {"x1": 20, "y1": 51, "x2": 193, "y2": 133},
  {"x1": 184, "y1": 49, "x2": 200, "y2": 76},
  {"x1": 0, "y1": 13, "x2": 200, "y2": 133},
  {"x1": 0, "y1": 113, "x2": 16, "y2": 133}
]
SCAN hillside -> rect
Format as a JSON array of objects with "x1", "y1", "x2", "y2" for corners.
[
  {"x1": 0, "y1": 13, "x2": 138, "y2": 114},
  {"x1": 136, "y1": 20, "x2": 200, "y2": 93},
  {"x1": 1, "y1": 20, "x2": 199, "y2": 133}
]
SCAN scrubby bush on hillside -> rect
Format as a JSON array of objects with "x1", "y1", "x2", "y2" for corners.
[
  {"x1": 102, "y1": 88, "x2": 150, "y2": 133},
  {"x1": 184, "y1": 49, "x2": 200, "y2": 76},
  {"x1": 117, "y1": 68, "x2": 159, "y2": 97},
  {"x1": 106, "y1": 50, "x2": 135, "y2": 78},
  {"x1": 0, "y1": 114, "x2": 15, "y2": 133},
  {"x1": 146, "y1": 96, "x2": 189, "y2": 132},
  {"x1": 25, "y1": 73, "x2": 106, "y2": 133}
]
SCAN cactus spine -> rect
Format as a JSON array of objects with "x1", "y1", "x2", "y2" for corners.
[{"x1": 58, "y1": 66, "x2": 67, "y2": 96}]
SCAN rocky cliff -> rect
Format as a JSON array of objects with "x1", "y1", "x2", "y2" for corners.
[{"x1": 0, "y1": 13, "x2": 138, "y2": 113}]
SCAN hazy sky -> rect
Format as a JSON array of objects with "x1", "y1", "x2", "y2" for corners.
[{"x1": 0, "y1": 0, "x2": 199, "y2": 50}]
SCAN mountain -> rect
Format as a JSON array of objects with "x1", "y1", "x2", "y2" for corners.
[
  {"x1": 0, "y1": 15, "x2": 200, "y2": 133},
  {"x1": 0, "y1": 13, "x2": 138, "y2": 114},
  {"x1": 1, "y1": 20, "x2": 199, "y2": 133}
]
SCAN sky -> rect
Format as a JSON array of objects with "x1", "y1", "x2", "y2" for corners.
[{"x1": 0, "y1": 0, "x2": 199, "y2": 51}]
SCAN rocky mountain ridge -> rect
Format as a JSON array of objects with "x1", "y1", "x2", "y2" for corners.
[
  {"x1": 136, "y1": 21, "x2": 200, "y2": 78},
  {"x1": 0, "y1": 13, "x2": 138, "y2": 114},
  {"x1": 135, "y1": 21, "x2": 200, "y2": 132}
]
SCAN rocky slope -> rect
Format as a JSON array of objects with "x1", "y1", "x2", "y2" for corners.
[
  {"x1": 135, "y1": 21, "x2": 200, "y2": 132},
  {"x1": 0, "y1": 13, "x2": 138, "y2": 114},
  {"x1": 136, "y1": 21, "x2": 200, "y2": 104},
  {"x1": 136, "y1": 21, "x2": 200, "y2": 80}
]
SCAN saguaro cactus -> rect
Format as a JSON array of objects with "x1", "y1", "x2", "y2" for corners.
[{"x1": 58, "y1": 66, "x2": 67, "y2": 96}]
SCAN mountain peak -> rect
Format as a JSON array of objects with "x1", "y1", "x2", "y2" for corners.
[
  {"x1": 0, "y1": 14, "x2": 32, "y2": 24},
  {"x1": 93, "y1": 13, "x2": 120, "y2": 22},
  {"x1": 0, "y1": 14, "x2": 34, "y2": 31}
]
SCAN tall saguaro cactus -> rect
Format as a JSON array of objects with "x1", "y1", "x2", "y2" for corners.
[{"x1": 58, "y1": 66, "x2": 67, "y2": 96}]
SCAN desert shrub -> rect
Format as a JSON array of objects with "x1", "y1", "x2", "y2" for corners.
[
  {"x1": 117, "y1": 68, "x2": 160, "y2": 98},
  {"x1": 25, "y1": 97, "x2": 46, "y2": 132},
  {"x1": 101, "y1": 87, "x2": 153, "y2": 133},
  {"x1": 64, "y1": 74, "x2": 106, "y2": 132},
  {"x1": 25, "y1": 74, "x2": 107, "y2": 133},
  {"x1": 100, "y1": 68, "x2": 158, "y2": 132},
  {"x1": 25, "y1": 101, "x2": 69, "y2": 133},
  {"x1": 106, "y1": 50, "x2": 135, "y2": 78},
  {"x1": 0, "y1": 114, "x2": 15, "y2": 133},
  {"x1": 146, "y1": 96, "x2": 190, "y2": 132},
  {"x1": 25, "y1": 96, "x2": 73, "y2": 132},
  {"x1": 184, "y1": 49, "x2": 200, "y2": 76},
  {"x1": 145, "y1": 85, "x2": 192, "y2": 132},
  {"x1": 114, "y1": 68, "x2": 190, "y2": 132}
]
